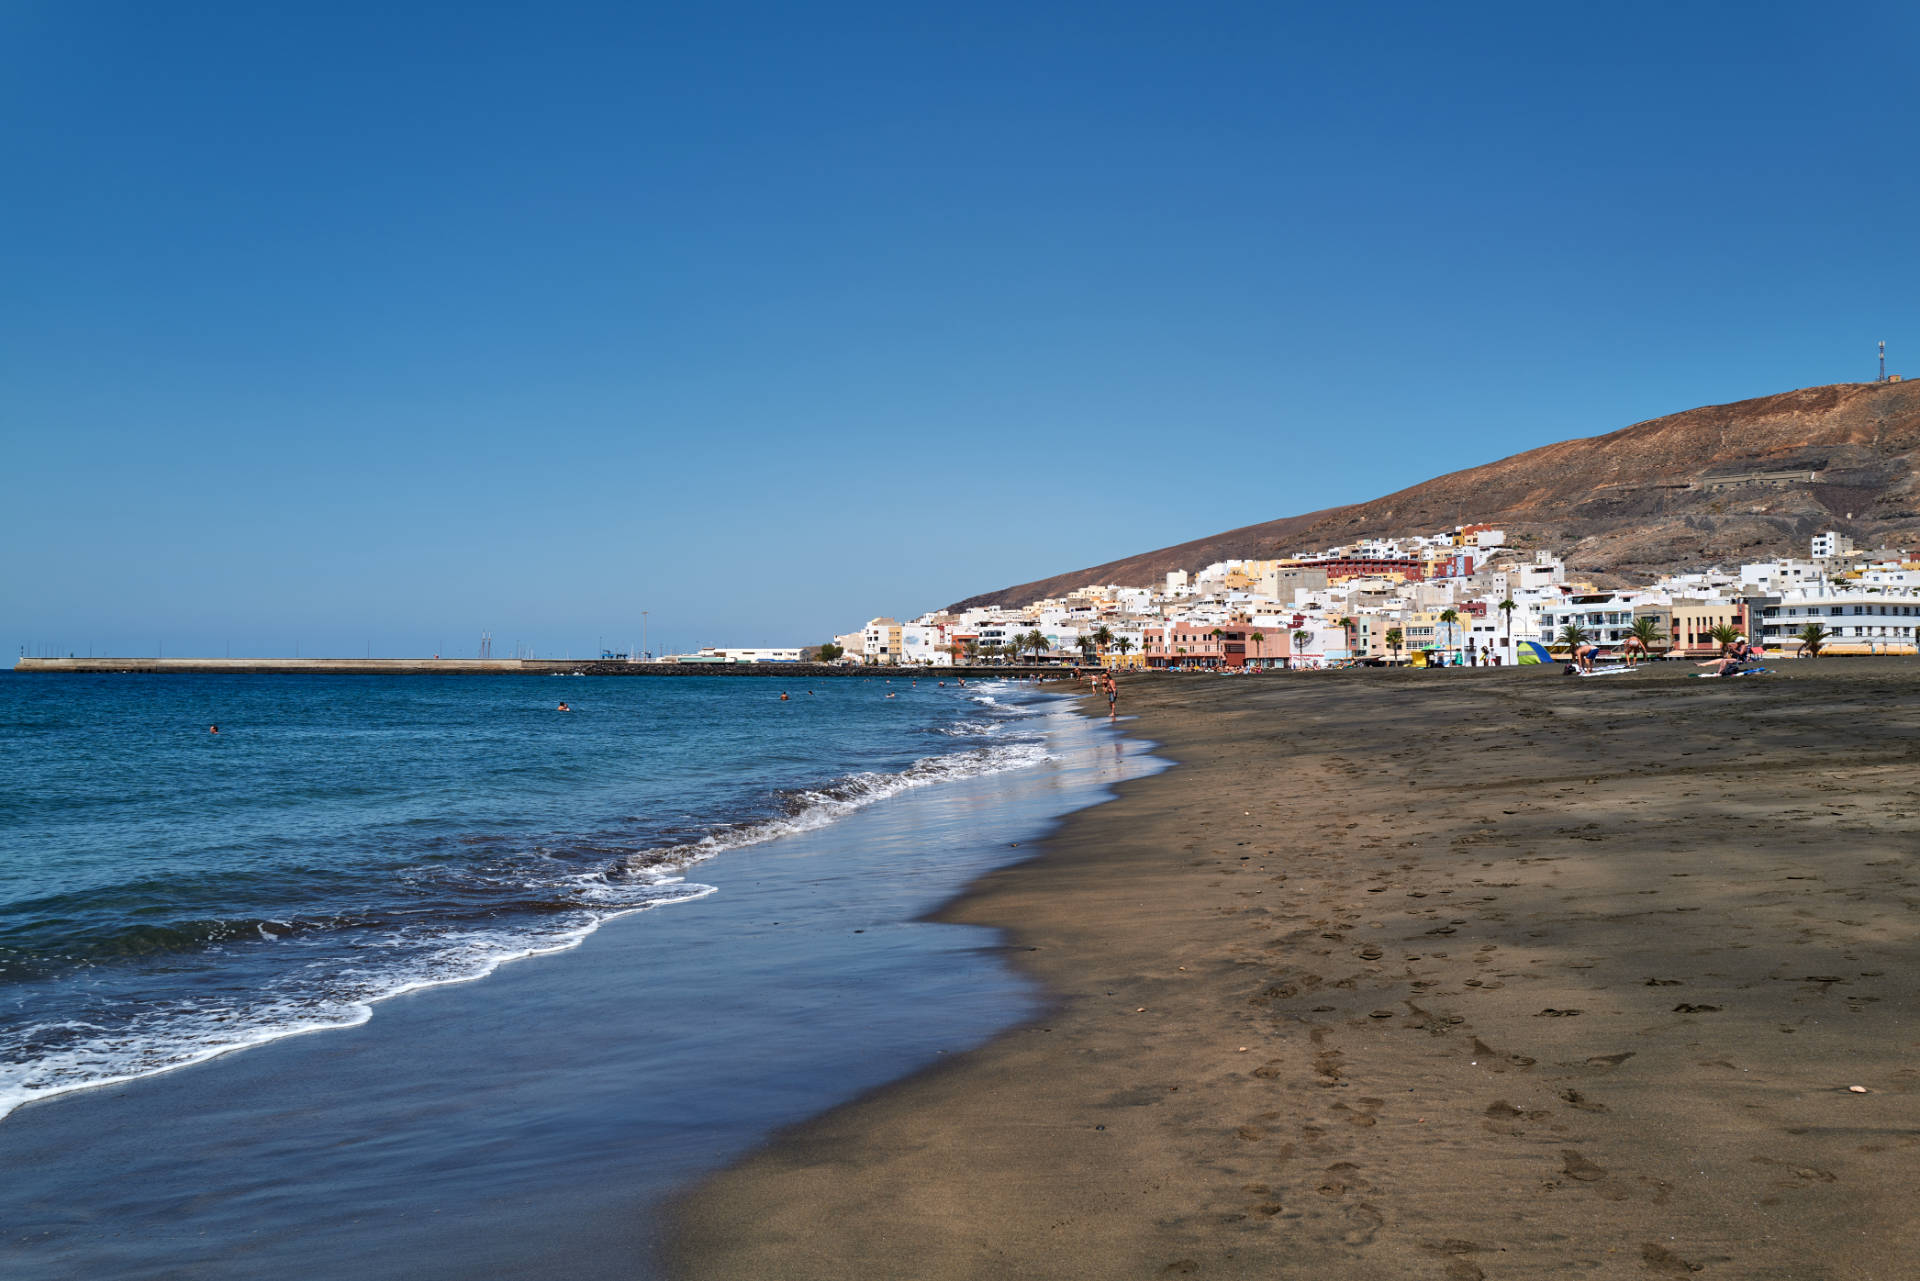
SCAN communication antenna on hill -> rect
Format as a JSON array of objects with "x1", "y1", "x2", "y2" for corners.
[{"x1": 1880, "y1": 340, "x2": 1887, "y2": 383}]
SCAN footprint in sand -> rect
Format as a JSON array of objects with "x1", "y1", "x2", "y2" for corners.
[
  {"x1": 1641, "y1": 1242, "x2": 1705, "y2": 1275},
  {"x1": 1316, "y1": 1161, "x2": 1372, "y2": 1198},
  {"x1": 1471, "y1": 1037, "x2": 1536, "y2": 1071},
  {"x1": 1561, "y1": 1150, "x2": 1607, "y2": 1182},
  {"x1": 1341, "y1": 1201, "x2": 1385, "y2": 1246},
  {"x1": 1330, "y1": 1100, "x2": 1379, "y2": 1127},
  {"x1": 1483, "y1": 1099, "x2": 1551, "y2": 1134}
]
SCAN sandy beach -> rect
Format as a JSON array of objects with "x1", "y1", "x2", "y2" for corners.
[{"x1": 668, "y1": 661, "x2": 1919, "y2": 1280}]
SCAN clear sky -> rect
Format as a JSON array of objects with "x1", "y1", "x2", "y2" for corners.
[{"x1": 5, "y1": 2, "x2": 1916, "y2": 658}]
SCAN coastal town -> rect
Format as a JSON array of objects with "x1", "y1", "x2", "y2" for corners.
[{"x1": 815, "y1": 526, "x2": 1920, "y2": 669}]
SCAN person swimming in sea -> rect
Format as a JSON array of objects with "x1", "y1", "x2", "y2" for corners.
[
  {"x1": 779, "y1": 692, "x2": 789, "y2": 701},
  {"x1": 209, "y1": 725, "x2": 219, "y2": 734},
  {"x1": 557, "y1": 701, "x2": 571, "y2": 711}
]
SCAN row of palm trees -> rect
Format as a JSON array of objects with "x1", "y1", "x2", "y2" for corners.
[
  {"x1": 958, "y1": 630, "x2": 1053, "y2": 664},
  {"x1": 1550, "y1": 618, "x2": 1833, "y2": 658},
  {"x1": 949, "y1": 607, "x2": 1837, "y2": 669}
]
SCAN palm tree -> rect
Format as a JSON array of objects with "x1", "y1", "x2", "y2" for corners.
[
  {"x1": 1249, "y1": 631, "x2": 1265, "y2": 669},
  {"x1": 1093, "y1": 625, "x2": 1114, "y2": 657},
  {"x1": 1709, "y1": 622, "x2": 1741, "y2": 655},
  {"x1": 1438, "y1": 608, "x2": 1460, "y2": 663},
  {"x1": 1498, "y1": 597, "x2": 1516, "y2": 651},
  {"x1": 1796, "y1": 621, "x2": 1830, "y2": 657},
  {"x1": 1114, "y1": 636, "x2": 1133, "y2": 664},
  {"x1": 1627, "y1": 615, "x2": 1663, "y2": 666},
  {"x1": 1292, "y1": 628, "x2": 1312, "y2": 668},
  {"x1": 1026, "y1": 630, "x2": 1049, "y2": 662},
  {"x1": 963, "y1": 638, "x2": 980, "y2": 665},
  {"x1": 1384, "y1": 627, "x2": 1403, "y2": 663},
  {"x1": 1556, "y1": 622, "x2": 1588, "y2": 654}
]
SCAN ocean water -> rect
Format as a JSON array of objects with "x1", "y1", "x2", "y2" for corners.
[
  {"x1": 0, "y1": 671, "x2": 1157, "y2": 1279},
  {"x1": 0, "y1": 671, "x2": 1050, "y2": 1119}
]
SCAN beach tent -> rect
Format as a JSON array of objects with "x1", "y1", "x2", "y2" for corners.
[{"x1": 1516, "y1": 640, "x2": 1552, "y2": 665}]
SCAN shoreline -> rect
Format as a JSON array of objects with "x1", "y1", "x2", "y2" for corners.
[
  {"x1": 0, "y1": 681, "x2": 1153, "y2": 1280},
  {"x1": 666, "y1": 661, "x2": 1920, "y2": 1279}
]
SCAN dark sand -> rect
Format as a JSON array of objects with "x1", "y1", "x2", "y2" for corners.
[{"x1": 668, "y1": 661, "x2": 1919, "y2": 1280}]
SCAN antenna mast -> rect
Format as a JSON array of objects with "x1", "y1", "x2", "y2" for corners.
[{"x1": 1880, "y1": 340, "x2": 1887, "y2": 383}]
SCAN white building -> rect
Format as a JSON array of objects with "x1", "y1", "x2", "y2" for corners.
[
  {"x1": 1756, "y1": 590, "x2": 1920, "y2": 654},
  {"x1": 862, "y1": 617, "x2": 901, "y2": 665},
  {"x1": 1740, "y1": 559, "x2": 1826, "y2": 594},
  {"x1": 1811, "y1": 531, "x2": 1855, "y2": 559},
  {"x1": 900, "y1": 624, "x2": 954, "y2": 666},
  {"x1": 707, "y1": 647, "x2": 802, "y2": 663},
  {"x1": 1507, "y1": 552, "x2": 1565, "y2": 592},
  {"x1": 1858, "y1": 564, "x2": 1920, "y2": 590},
  {"x1": 1535, "y1": 591, "x2": 1659, "y2": 649}
]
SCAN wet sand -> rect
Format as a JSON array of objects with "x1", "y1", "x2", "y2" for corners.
[{"x1": 668, "y1": 661, "x2": 1920, "y2": 1280}]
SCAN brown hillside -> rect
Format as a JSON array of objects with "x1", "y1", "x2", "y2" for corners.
[{"x1": 952, "y1": 381, "x2": 1920, "y2": 609}]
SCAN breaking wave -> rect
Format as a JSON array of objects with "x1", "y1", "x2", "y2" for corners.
[{"x1": 0, "y1": 720, "x2": 1054, "y2": 1121}]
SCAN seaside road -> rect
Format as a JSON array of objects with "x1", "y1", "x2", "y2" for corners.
[{"x1": 666, "y1": 661, "x2": 1920, "y2": 1280}]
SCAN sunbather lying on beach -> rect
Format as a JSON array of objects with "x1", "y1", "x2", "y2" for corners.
[{"x1": 1698, "y1": 636, "x2": 1759, "y2": 677}]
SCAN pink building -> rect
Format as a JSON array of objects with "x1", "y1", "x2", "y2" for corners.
[{"x1": 1146, "y1": 620, "x2": 1296, "y2": 669}]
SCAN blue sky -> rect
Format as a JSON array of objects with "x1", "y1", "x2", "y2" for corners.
[{"x1": 5, "y1": 2, "x2": 1916, "y2": 657}]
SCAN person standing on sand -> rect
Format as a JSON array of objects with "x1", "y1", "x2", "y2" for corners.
[{"x1": 1104, "y1": 674, "x2": 1118, "y2": 720}]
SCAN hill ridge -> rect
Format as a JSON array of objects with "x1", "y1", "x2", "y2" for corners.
[{"x1": 951, "y1": 380, "x2": 1920, "y2": 609}]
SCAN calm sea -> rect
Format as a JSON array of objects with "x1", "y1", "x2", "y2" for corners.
[{"x1": 0, "y1": 671, "x2": 1048, "y2": 1119}]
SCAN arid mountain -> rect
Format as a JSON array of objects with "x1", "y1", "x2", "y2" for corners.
[{"x1": 953, "y1": 381, "x2": 1920, "y2": 609}]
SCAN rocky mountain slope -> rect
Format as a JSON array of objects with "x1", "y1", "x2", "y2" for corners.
[{"x1": 953, "y1": 380, "x2": 1920, "y2": 609}]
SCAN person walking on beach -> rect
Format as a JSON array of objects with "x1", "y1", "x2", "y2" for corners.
[{"x1": 1104, "y1": 673, "x2": 1118, "y2": 720}]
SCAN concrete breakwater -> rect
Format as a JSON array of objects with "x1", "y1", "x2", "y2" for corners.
[{"x1": 11, "y1": 657, "x2": 1077, "y2": 678}]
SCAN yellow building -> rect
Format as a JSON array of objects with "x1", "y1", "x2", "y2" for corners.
[{"x1": 1668, "y1": 599, "x2": 1745, "y2": 658}]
